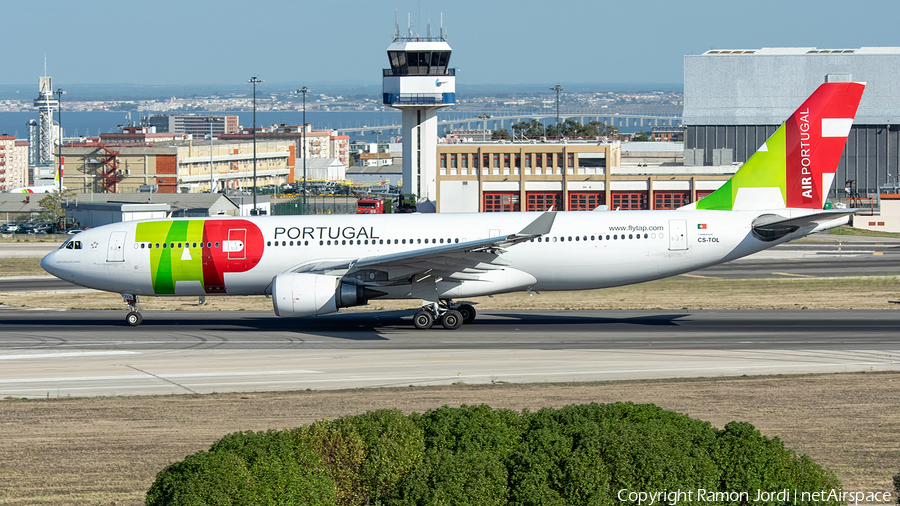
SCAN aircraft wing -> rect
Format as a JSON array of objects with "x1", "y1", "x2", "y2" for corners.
[{"x1": 296, "y1": 211, "x2": 557, "y2": 283}]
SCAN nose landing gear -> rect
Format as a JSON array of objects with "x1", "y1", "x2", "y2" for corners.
[{"x1": 123, "y1": 293, "x2": 142, "y2": 326}]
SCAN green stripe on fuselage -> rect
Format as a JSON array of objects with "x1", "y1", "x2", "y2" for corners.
[{"x1": 136, "y1": 221, "x2": 205, "y2": 294}]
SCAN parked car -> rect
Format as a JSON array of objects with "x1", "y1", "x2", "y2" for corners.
[
  {"x1": 1, "y1": 224, "x2": 20, "y2": 233},
  {"x1": 15, "y1": 224, "x2": 35, "y2": 234}
]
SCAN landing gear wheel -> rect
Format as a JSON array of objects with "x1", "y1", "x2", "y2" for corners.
[
  {"x1": 457, "y1": 304, "x2": 476, "y2": 324},
  {"x1": 440, "y1": 309, "x2": 463, "y2": 330},
  {"x1": 126, "y1": 311, "x2": 143, "y2": 327},
  {"x1": 413, "y1": 310, "x2": 434, "y2": 330}
]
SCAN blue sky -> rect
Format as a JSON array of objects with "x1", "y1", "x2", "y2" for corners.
[{"x1": 3, "y1": 0, "x2": 899, "y2": 87}]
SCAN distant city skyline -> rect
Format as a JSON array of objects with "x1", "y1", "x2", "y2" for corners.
[{"x1": 1, "y1": 0, "x2": 898, "y2": 88}]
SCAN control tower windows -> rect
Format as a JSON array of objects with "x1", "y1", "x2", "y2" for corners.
[{"x1": 388, "y1": 51, "x2": 451, "y2": 76}]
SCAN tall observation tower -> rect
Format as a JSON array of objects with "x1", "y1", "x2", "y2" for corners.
[
  {"x1": 33, "y1": 76, "x2": 59, "y2": 167},
  {"x1": 382, "y1": 18, "x2": 456, "y2": 209}
]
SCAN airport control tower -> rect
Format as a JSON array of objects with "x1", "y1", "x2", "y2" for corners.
[{"x1": 382, "y1": 19, "x2": 455, "y2": 208}]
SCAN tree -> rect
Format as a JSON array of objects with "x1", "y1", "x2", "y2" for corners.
[
  {"x1": 511, "y1": 120, "x2": 545, "y2": 139},
  {"x1": 491, "y1": 128, "x2": 510, "y2": 140},
  {"x1": 632, "y1": 131, "x2": 651, "y2": 142},
  {"x1": 37, "y1": 188, "x2": 76, "y2": 223}
]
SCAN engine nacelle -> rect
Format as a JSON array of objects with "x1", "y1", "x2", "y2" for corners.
[{"x1": 271, "y1": 273, "x2": 384, "y2": 317}]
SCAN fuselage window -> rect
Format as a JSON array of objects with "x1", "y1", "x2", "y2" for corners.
[
  {"x1": 267, "y1": 241, "x2": 272, "y2": 246},
  {"x1": 162, "y1": 243, "x2": 167, "y2": 249},
  {"x1": 417, "y1": 238, "x2": 421, "y2": 244},
  {"x1": 141, "y1": 243, "x2": 145, "y2": 249},
  {"x1": 425, "y1": 239, "x2": 429, "y2": 244},
  {"x1": 454, "y1": 238, "x2": 459, "y2": 243},
  {"x1": 553, "y1": 237, "x2": 558, "y2": 242},
  {"x1": 537, "y1": 237, "x2": 542, "y2": 242},
  {"x1": 575, "y1": 236, "x2": 579, "y2": 241},
  {"x1": 402, "y1": 239, "x2": 406, "y2": 244},
  {"x1": 613, "y1": 235, "x2": 617, "y2": 240},
  {"x1": 193, "y1": 242, "x2": 197, "y2": 248},
  {"x1": 215, "y1": 242, "x2": 219, "y2": 248},
  {"x1": 327, "y1": 240, "x2": 332, "y2": 245},
  {"x1": 591, "y1": 236, "x2": 595, "y2": 241},
  {"x1": 319, "y1": 240, "x2": 324, "y2": 245},
  {"x1": 177, "y1": 243, "x2": 182, "y2": 248},
  {"x1": 629, "y1": 234, "x2": 633, "y2": 239},
  {"x1": 644, "y1": 233, "x2": 648, "y2": 239}
]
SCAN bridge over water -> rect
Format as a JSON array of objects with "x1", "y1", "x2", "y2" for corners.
[{"x1": 333, "y1": 112, "x2": 682, "y2": 136}]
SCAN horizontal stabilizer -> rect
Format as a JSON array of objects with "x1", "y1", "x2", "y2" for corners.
[{"x1": 751, "y1": 210, "x2": 856, "y2": 242}]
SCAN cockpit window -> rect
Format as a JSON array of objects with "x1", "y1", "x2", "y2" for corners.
[{"x1": 64, "y1": 241, "x2": 82, "y2": 250}]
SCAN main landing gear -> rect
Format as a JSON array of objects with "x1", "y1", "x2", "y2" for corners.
[
  {"x1": 412, "y1": 300, "x2": 477, "y2": 330},
  {"x1": 123, "y1": 293, "x2": 143, "y2": 327}
]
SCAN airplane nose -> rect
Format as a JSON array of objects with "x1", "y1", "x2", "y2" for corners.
[{"x1": 41, "y1": 250, "x2": 58, "y2": 277}]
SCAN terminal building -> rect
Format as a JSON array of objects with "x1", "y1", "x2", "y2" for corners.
[
  {"x1": 683, "y1": 47, "x2": 900, "y2": 198},
  {"x1": 434, "y1": 141, "x2": 733, "y2": 213}
]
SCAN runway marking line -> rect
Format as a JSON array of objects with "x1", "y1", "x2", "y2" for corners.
[
  {"x1": 679, "y1": 274, "x2": 720, "y2": 279},
  {"x1": 771, "y1": 272, "x2": 817, "y2": 278}
]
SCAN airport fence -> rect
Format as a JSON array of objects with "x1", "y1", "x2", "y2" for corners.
[{"x1": 271, "y1": 195, "x2": 358, "y2": 216}]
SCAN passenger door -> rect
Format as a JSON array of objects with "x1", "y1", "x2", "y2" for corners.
[
  {"x1": 668, "y1": 220, "x2": 688, "y2": 251},
  {"x1": 107, "y1": 231, "x2": 126, "y2": 262},
  {"x1": 225, "y1": 228, "x2": 246, "y2": 260}
]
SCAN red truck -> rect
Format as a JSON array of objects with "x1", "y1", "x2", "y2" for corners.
[{"x1": 356, "y1": 198, "x2": 385, "y2": 214}]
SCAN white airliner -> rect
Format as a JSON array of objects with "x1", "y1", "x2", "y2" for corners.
[
  {"x1": 41, "y1": 82, "x2": 865, "y2": 328},
  {"x1": 8, "y1": 169, "x2": 65, "y2": 193}
]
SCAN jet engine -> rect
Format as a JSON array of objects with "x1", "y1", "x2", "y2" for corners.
[{"x1": 271, "y1": 273, "x2": 385, "y2": 317}]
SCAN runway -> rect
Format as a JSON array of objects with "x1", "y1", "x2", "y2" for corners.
[{"x1": 0, "y1": 308, "x2": 897, "y2": 397}]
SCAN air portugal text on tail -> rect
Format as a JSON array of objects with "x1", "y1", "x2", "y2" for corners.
[
  {"x1": 39, "y1": 83, "x2": 865, "y2": 329},
  {"x1": 694, "y1": 82, "x2": 864, "y2": 212}
]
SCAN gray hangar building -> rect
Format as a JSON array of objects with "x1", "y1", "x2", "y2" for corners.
[{"x1": 683, "y1": 47, "x2": 900, "y2": 197}]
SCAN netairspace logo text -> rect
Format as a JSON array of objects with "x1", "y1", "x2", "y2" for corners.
[{"x1": 616, "y1": 488, "x2": 893, "y2": 505}]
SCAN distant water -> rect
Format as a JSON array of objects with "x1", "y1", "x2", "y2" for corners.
[
  {"x1": 0, "y1": 109, "x2": 644, "y2": 142},
  {"x1": 0, "y1": 111, "x2": 405, "y2": 141}
]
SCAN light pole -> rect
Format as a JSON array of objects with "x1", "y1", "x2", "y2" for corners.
[
  {"x1": 296, "y1": 86, "x2": 309, "y2": 194},
  {"x1": 476, "y1": 112, "x2": 491, "y2": 142},
  {"x1": 550, "y1": 83, "x2": 564, "y2": 140},
  {"x1": 205, "y1": 116, "x2": 221, "y2": 193},
  {"x1": 54, "y1": 87, "x2": 65, "y2": 191},
  {"x1": 248, "y1": 76, "x2": 263, "y2": 212}
]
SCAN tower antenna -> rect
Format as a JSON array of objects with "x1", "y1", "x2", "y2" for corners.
[{"x1": 394, "y1": 9, "x2": 399, "y2": 39}]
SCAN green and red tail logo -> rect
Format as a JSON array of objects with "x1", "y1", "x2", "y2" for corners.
[
  {"x1": 135, "y1": 219, "x2": 264, "y2": 294},
  {"x1": 695, "y1": 82, "x2": 865, "y2": 211}
]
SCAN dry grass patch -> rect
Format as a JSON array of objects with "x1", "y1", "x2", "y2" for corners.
[
  {"x1": 3, "y1": 275, "x2": 900, "y2": 312},
  {"x1": 0, "y1": 372, "x2": 897, "y2": 505}
]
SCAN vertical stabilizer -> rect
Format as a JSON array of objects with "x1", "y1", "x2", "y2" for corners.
[{"x1": 693, "y1": 82, "x2": 865, "y2": 211}]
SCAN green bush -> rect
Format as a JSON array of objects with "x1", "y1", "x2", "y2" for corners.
[
  {"x1": 146, "y1": 430, "x2": 336, "y2": 506},
  {"x1": 146, "y1": 403, "x2": 841, "y2": 506},
  {"x1": 506, "y1": 403, "x2": 720, "y2": 506},
  {"x1": 716, "y1": 421, "x2": 840, "y2": 506},
  {"x1": 893, "y1": 469, "x2": 900, "y2": 504}
]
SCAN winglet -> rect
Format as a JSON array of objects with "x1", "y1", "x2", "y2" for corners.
[{"x1": 516, "y1": 211, "x2": 556, "y2": 237}]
